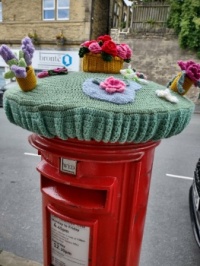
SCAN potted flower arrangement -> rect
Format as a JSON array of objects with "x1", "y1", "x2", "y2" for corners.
[
  {"x1": 169, "y1": 60, "x2": 200, "y2": 95},
  {"x1": 0, "y1": 36, "x2": 37, "y2": 92},
  {"x1": 79, "y1": 34, "x2": 132, "y2": 74},
  {"x1": 28, "y1": 30, "x2": 39, "y2": 45},
  {"x1": 56, "y1": 31, "x2": 66, "y2": 45}
]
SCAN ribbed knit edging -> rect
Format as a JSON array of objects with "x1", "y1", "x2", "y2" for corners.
[{"x1": 4, "y1": 97, "x2": 194, "y2": 143}]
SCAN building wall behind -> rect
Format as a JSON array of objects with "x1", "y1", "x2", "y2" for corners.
[
  {"x1": 121, "y1": 35, "x2": 200, "y2": 102},
  {"x1": 0, "y1": 0, "x2": 92, "y2": 46}
]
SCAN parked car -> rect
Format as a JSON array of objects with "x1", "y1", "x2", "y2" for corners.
[
  {"x1": 189, "y1": 158, "x2": 200, "y2": 248},
  {"x1": 0, "y1": 81, "x2": 17, "y2": 107}
]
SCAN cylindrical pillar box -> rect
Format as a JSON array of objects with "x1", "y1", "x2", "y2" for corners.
[{"x1": 29, "y1": 134, "x2": 160, "y2": 266}]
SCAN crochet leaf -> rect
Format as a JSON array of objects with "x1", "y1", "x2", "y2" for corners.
[
  {"x1": 4, "y1": 70, "x2": 15, "y2": 79},
  {"x1": 177, "y1": 72, "x2": 186, "y2": 94},
  {"x1": 79, "y1": 47, "x2": 89, "y2": 58},
  {"x1": 124, "y1": 58, "x2": 131, "y2": 63},
  {"x1": 7, "y1": 58, "x2": 18, "y2": 67},
  {"x1": 18, "y1": 57, "x2": 27, "y2": 67},
  {"x1": 18, "y1": 50, "x2": 24, "y2": 60},
  {"x1": 101, "y1": 52, "x2": 113, "y2": 62}
]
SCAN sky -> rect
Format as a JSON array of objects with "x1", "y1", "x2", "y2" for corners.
[{"x1": 123, "y1": 0, "x2": 133, "y2": 7}]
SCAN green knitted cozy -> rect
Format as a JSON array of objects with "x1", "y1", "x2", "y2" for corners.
[{"x1": 3, "y1": 72, "x2": 195, "y2": 143}]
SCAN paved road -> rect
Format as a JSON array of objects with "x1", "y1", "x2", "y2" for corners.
[{"x1": 0, "y1": 108, "x2": 200, "y2": 265}]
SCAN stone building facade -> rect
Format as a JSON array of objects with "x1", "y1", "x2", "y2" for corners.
[
  {"x1": 0, "y1": 0, "x2": 129, "y2": 49},
  {"x1": 0, "y1": 0, "x2": 131, "y2": 87}
]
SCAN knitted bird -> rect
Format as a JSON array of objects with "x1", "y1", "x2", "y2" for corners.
[{"x1": 120, "y1": 66, "x2": 148, "y2": 85}]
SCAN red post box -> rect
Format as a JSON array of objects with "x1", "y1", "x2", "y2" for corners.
[{"x1": 29, "y1": 133, "x2": 160, "y2": 266}]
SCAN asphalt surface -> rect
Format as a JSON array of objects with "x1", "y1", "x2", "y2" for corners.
[{"x1": 0, "y1": 107, "x2": 200, "y2": 266}]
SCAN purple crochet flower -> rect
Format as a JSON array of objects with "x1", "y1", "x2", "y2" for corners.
[
  {"x1": 11, "y1": 65, "x2": 27, "y2": 78},
  {"x1": 0, "y1": 44, "x2": 17, "y2": 63},
  {"x1": 21, "y1": 37, "x2": 35, "y2": 66}
]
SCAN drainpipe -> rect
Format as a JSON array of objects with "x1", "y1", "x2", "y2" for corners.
[
  {"x1": 108, "y1": 0, "x2": 112, "y2": 34},
  {"x1": 90, "y1": 0, "x2": 94, "y2": 40}
]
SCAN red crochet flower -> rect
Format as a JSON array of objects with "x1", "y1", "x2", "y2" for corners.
[
  {"x1": 97, "y1": 35, "x2": 112, "y2": 43},
  {"x1": 101, "y1": 40, "x2": 117, "y2": 57},
  {"x1": 100, "y1": 76, "x2": 126, "y2": 93},
  {"x1": 79, "y1": 35, "x2": 133, "y2": 62}
]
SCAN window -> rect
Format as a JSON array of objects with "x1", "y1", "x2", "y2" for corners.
[
  {"x1": 113, "y1": 2, "x2": 120, "y2": 28},
  {"x1": 43, "y1": 0, "x2": 70, "y2": 20},
  {"x1": 0, "y1": 1, "x2": 2, "y2": 22}
]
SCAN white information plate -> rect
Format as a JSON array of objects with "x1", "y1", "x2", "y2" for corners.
[
  {"x1": 51, "y1": 215, "x2": 90, "y2": 266},
  {"x1": 193, "y1": 182, "x2": 200, "y2": 211},
  {"x1": 60, "y1": 158, "x2": 77, "y2": 175}
]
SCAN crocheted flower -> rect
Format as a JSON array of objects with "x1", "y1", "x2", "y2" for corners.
[
  {"x1": 79, "y1": 34, "x2": 133, "y2": 62},
  {"x1": 117, "y1": 44, "x2": 132, "y2": 61},
  {"x1": 178, "y1": 60, "x2": 195, "y2": 71},
  {"x1": 116, "y1": 45, "x2": 127, "y2": 60},
  {"x1": 187, "y1": 64, "x2": 200, "y2": 83},
  {"x1": 0, "y1": 36, "x2": 35, "y2": 79},
  {"x1": 0, "y1": 44, "x2": 18, "y2": 63},
  {"x1": 80, "y1": 40, "x2": 96, "y2": 47},
  {"x1": 100, "y1": 76, "x2": 126, "y2": 93},
  {"x1": 178, "y1": 60, "x2": 200, "y2": 84},
  {"x1": 97, "y1": 35, "x2": 112, "y2": 43},
  {"x1": 21, "y1": 37, "x2": 35, "y2": 66},
  {"x1": 101, "y1": 40, "x2": 117, "y2": 57},
  {"x1": 11, "y1": 65, "x2": 27, "y2": 78},
  {"x1": 89, "y1": 42, "x2": 102, "y2": 54}
]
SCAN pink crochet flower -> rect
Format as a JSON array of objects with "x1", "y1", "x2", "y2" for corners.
[
  {"x1": 178, "y1": 60, "x2": 196, "y2": 71},
  {"x1": 117, "y1": 44, "x2": 132, "y2": 60},
  {"x1": 178, "y1": 60, "x2": 200, "y2": 84},
  {"x1": 100, "y1": 76, "x2": 126, "y2": 93},
  {"x1": 88, "y1": 42, "x2": 102, "y2": 54},
  {"x1": 116, "y1": 45, "x2": 127, "y2": 59},
  {"x1": 80, "y1": 40, "x2": 96, "y2": 47},
  {"x1": 187, "y1": 64, "x2": 200, "y2": 83}
]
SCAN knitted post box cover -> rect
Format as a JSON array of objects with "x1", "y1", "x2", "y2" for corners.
[{"x1": 3, "y1": 72, "x2": 194, "y2": 143}]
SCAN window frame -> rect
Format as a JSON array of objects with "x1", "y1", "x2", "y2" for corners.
[{"x1": 43, "y1": 0, "x2": 70, "y2": 21}]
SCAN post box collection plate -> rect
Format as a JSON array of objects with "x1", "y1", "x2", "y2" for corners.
[{"x1": 51, "y1": 214, "x2": 90, "y2": 266}]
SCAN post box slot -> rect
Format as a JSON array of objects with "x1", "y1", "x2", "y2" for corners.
[{"x1": 41, "y1": 177, "x2": 108, "y2": 210}]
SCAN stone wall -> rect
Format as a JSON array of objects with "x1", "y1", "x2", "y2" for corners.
[{"x1": 120, "y1": 34, "x2": 200, "y2": 102}]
